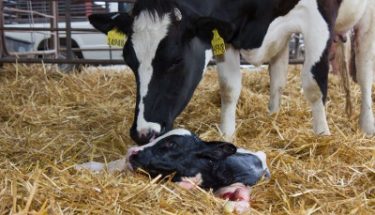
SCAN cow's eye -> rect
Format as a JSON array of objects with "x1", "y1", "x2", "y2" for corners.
[{"x1": 167, "y1": 58, "x2": 183, "y2": 72}]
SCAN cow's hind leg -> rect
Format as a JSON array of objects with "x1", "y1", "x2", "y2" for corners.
[
  {"x1": 299, "y1": 1, "x2": 335, "y2": 135},
  {"x1": 301, "y1": 41, "x2": 331, "y2": 135},
  {"x1": 217, "y1": 46, "x2": 242, "y2": 140},
  {"x1": 269, "y1": 43, "x2": 290, "y2": 114},
  {"x1": 355, "y1": 6, "x2": 375, "y2": 135}
]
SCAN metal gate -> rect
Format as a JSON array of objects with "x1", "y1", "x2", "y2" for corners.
[{"x1": 0, "y1": 0, "x2": 136, "y2": 67}]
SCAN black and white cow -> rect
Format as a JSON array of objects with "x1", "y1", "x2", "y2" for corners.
[
  {"x1": 89, "y1": 0, "x2": 344, "y2": 144},
  {"x1": 267, "y1": 0, "x2": 375, "y2": 135},
  {"x1": 77, "y1": 128, "x2": 270, "y2": 213}
]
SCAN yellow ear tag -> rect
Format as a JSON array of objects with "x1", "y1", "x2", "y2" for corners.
[
  {"x1": 211, "y1": 29, "x2": 226, "y2": 57},
  {"x1": 107, "y1": 29, "x2": 127, "y2": 47}
]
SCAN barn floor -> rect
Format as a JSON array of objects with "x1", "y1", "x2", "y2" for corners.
[{"x1": 0, "y1": 64, "x2": 374, "y2": 214}]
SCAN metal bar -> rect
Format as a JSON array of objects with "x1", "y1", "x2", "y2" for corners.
[
  {"x1": 0, "y1": 0, "x2": 4, "y2": 58},
  {"x1": 0, "y1": 0, "x2": 10, "y2": 57},
  {"x1": 65, "y1": 0, "x2": 73, "y2": 60},
  {"x1": 0, "y1": 58, "x2": 125, "y2": 65},
  {"x1": 51, "y1": 1, "x2": 59, "y2": 58},
  {"x1": 59, "y1": 48, "x2": 122, "y2": 51},
  {"x1": 9, "y1": 50, "x2": 57, "y2": 56},
  {"x1": 0, "y1": 27, "x2": 97, "y2": 32},
  {"x1": 4, "y1": 7, "x2": 54, "y2": 19},
  {"x1": 0, "y1": 56, "x2": 304, "y2": 66}
]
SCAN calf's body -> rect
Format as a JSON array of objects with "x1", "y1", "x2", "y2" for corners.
[{"x1": 77, "y1": 129, "x2": 270, "y2": 213}]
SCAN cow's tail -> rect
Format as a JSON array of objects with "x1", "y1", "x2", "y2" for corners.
[{"x1": 337, "y1": 37, "x2": 353, "y2": 118}]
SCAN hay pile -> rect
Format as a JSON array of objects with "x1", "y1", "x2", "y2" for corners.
[{"x1": 0, "y1": 64, "x2": 373, "y2": 214}]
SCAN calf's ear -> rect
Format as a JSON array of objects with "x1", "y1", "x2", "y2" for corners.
[
  {"x1": 191, "y1": 17, "x2": 235, "y2": 43},
  {"x1": 196, "y1": 142, "x2": 237, "y2": 160},
  {"x1": 89, "y1": 12, "x2": 133, "y2": 34}
]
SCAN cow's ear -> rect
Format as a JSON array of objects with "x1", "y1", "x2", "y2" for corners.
[
  {"x1": 196, "y1": 142, "x2": 237, "y2": 160},
  {"x1": 89, "y1": 13, "x2": 133, "y2": 34},
  {"x1": 191, "y1": 17, "x2": 234, "y2": 43}
]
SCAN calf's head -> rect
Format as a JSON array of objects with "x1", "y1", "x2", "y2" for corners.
[
  {"x1": 126, "y1": 129, "x2": 238, "y2": 178},
  {"x1": 89, "y1": 0, "x2": 234, "y2": 145}
]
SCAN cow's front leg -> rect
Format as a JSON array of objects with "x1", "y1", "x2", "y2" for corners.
[
  {"x1": 269, "y1": 43, "x2": 290, "y2": 114},
  {"x1": 217, "y1": 46, "x2": 242, "y2": 141}
]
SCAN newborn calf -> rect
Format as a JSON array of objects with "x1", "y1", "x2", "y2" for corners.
[{"x1": 77, "y1": 129, "x2": 270, "y2": 213}]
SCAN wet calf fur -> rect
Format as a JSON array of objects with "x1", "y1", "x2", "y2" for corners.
[
  {"x1": 127, "y1": 129, "x2": 270, "y2": 191},
  {"x1": 76, "y1": 129, "x2": 270, "y2": 213}
]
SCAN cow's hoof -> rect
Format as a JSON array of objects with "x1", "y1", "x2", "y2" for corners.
[
  {"x1": 268, "y1": 96, "x2": 281, "y2": 114},
  {"x1": 360, "y1": 122, "x2": 375, "y2": 136},
  {"x1": 219, "y1": 125, "x2": 235, "y2": 142},
  {"x1": 313, "y1": 128, "x2": 331, "y2": 136},
  {"x1": 268, "y1": 104, "x2": 279, "y2": 115},
  {"x1": 223, "y1": 134, "x2": 235, "y2": 142},
  {"x1": 359, "y1": 112, "x2": 375, "y2": 136}
]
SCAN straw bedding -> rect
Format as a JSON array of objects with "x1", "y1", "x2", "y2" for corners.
[{"x1": 0, "y1": 64, "x2": 373, "y2": 214}]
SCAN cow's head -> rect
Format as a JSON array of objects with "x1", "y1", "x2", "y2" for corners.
[
  {"x1": 89, "y1": 0, "x2": 234, "y2": 144},
  {"x1": 126, "y1": 129, "x2": 238, "y2": 177}
]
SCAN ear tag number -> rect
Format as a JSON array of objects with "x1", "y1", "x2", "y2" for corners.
[
  {"x1": 211, "y1": 29, "x2": 226, "y2": 57},
  {"x1": 107, "y1": 29, "x2": 127, "y2": 47}
]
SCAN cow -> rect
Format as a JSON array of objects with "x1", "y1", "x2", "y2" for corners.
[
  {"x1": 266, "y1": 0, "x2": 375, "y2": 135},
  {"x1": 89, "y1": 0, "x2": 346, "y2": 145},
  {"x1": 76, "y1": 128, "x2": 270, "y2": 214}
]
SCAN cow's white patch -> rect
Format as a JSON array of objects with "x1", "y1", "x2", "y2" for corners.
[
  {"x1": 217, "y1": 47, "x2": 241, "y2": 140},
  {"x1": 335, "y1": 0, "x2": 368, "y2": 33},
  {"x1": 132, "y1": 11, "x2": 172, "y2": 134},
  {"x1": 204, "y1": 49, "x2": 213, "y2": 71}
]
